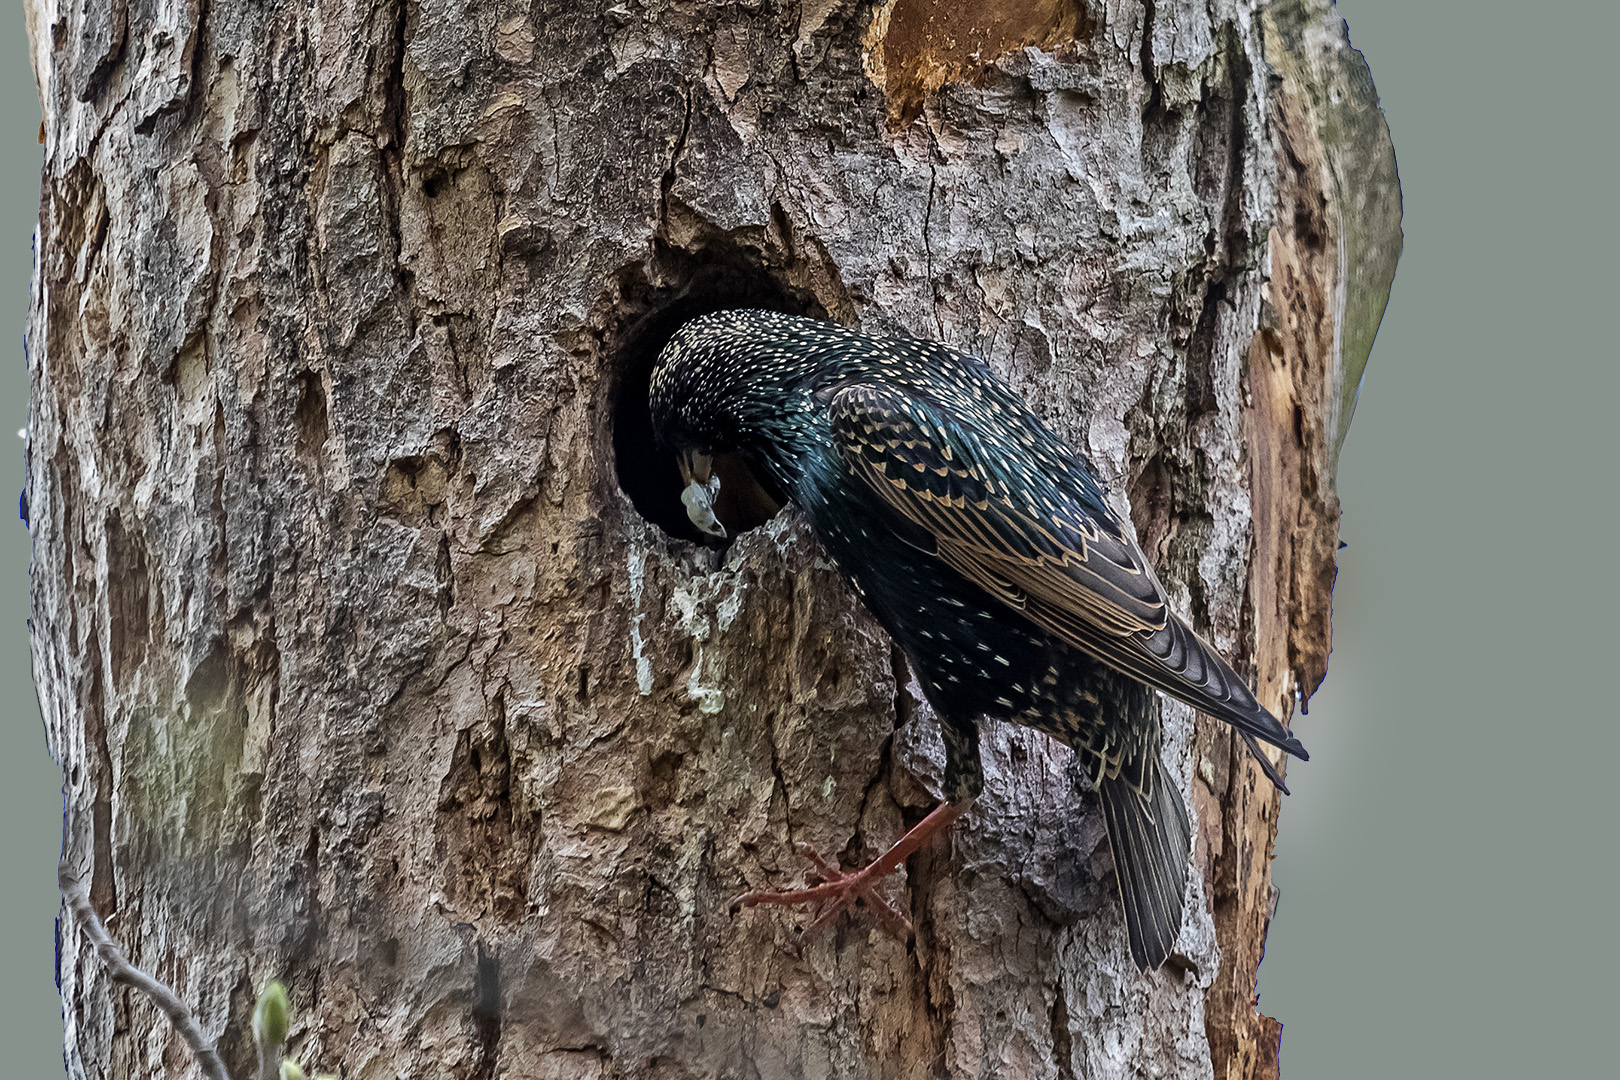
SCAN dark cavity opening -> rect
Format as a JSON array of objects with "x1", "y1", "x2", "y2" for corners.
[{"x1": 610, "y1": 242, "x2": 825, "y2": 543}]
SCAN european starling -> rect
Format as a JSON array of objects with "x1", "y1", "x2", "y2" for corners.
[{"x1": 648, "y1": 309, "x2": 1307, "y2": 971}]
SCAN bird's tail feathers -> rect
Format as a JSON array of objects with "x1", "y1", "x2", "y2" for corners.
[
  {"x1": 1100, "y1": 752, "x2": 1192, "y2": 972},
  {"x1": 1033, "y1": 603, "x2": 1308, "y2": 783},
  {"x1": 1238, "y1": 731, "x2": 1291, "y2": 795}
]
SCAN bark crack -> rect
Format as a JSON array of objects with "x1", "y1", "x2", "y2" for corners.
[
  {"x1": 889, "y1": 644, "x2": 914, "y2": 733},
  {"x1": 849, "y1": 732, "x2": 895, "y2": 870},
  {"x1": 1050, "y1": 977, "x2": 1078, "y2": 1080},
  {"x1": 763, "y1": 709, "x2": 795, "y2": 841},
  {"x1": 1139, "y1": 0, "x2": 1163, "y2": 118},
  {"x1": 658, "y1": 82, "x2": 696, "y2": 225},
  {"x1": 923, "y1": 161, "x2": 945, "y2": 339},
  {"x1": 385, "y1": 0, "x2": 410, "y2": 152},
  {"x1": 541, "y1": 87, "x2": 563, "y2": 200},
  {"x1": 160, "y1": 0, "x2": 215, "y2": 134},
  {"x1": 471, "y1": 942, "x2": 501, "y2": 1080}
]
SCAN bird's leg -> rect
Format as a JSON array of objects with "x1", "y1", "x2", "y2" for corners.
[
  {"x1": 733, "y1": 799, "x2": 971, "y2": 940},
  {"x1": 736, "y1": 710, "x2": 983, "y2": 940}
]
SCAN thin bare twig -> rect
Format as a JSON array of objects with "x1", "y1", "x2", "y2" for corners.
[{"x1": 58, "y1": 863, "x2": 235, "y2": 1080}]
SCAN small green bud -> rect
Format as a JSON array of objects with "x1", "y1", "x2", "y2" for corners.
[
  {"x1": 279, "y1": 1063, "x2": 307, "y2": 1080},
  {"x1": 253, "y1": 980, "x2": 290, "y2": 1050}
]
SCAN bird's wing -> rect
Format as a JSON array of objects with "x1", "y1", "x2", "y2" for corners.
[
  {"x1": 828, "y1": 383, "x2": 1306, "y2": 760},
  {"x1": 828, "y1": 382, "x2": 1167, "y2": 636}
]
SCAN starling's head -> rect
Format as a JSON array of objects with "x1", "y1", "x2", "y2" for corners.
[{"x1": 649, "y1": 309, "x2": 814, "y2": 540}]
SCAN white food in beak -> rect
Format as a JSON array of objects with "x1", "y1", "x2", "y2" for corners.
[{"x1": 681, "y1": 475, "x2": 727, "y2": 539}]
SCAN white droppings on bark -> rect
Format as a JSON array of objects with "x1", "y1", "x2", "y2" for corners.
[{"x1": 627, "y1": 544, "x2": 654, "y2": 696}]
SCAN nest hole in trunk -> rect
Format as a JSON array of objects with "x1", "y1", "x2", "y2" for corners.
[{"x1": 609, "y1": 243, "x2": 826, "y2": 544}]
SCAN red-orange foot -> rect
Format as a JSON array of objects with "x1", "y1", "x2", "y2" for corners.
[
  {"x1": 734, "y1": 843, "x2": 914, "y2": 939},
  {"x1": 732, "y1": 801, "x2": 969, "y2": 941}
]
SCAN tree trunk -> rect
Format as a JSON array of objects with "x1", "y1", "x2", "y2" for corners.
[{"x1": 27, "y1": 1, "x2": 1397, "y2": 1078}]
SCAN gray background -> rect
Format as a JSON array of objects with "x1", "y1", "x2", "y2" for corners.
[{"x1": 1, "y1": 2, "x2": 1613, "y2": 1076}]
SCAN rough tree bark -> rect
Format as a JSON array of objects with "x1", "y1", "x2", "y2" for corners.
[{"x1": 26, "y1": 1, "x2": 1397, "y2": 1078}]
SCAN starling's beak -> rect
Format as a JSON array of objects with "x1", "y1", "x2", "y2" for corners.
[{"x1": 678, "y1": 449, "x2": 727, "y2": 540}]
